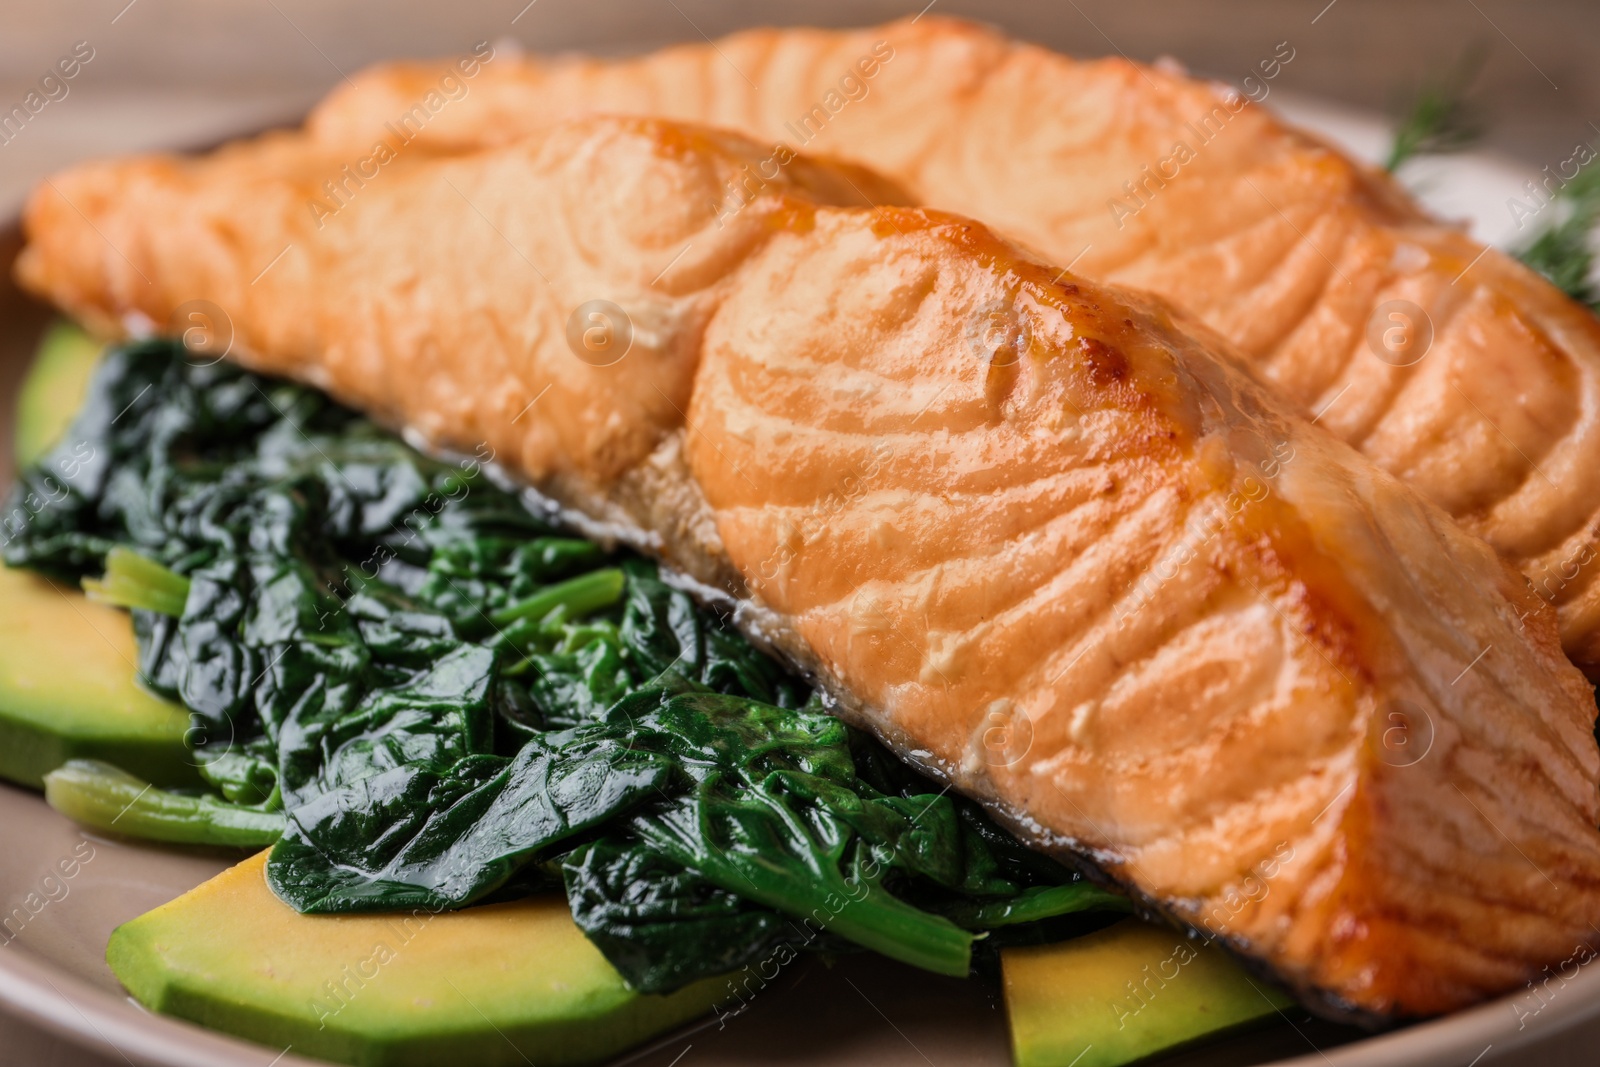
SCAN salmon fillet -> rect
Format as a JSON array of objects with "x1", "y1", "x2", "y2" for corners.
[
  {"x1": 295, "y1": 18, "x2": 1600, "y2": 677},
  {"x1": 14, "y1": 114, "x2": 1600, "y2": 1022}
]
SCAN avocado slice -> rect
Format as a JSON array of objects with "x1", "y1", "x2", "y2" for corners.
[
  {"x1": 15, "y1": 320, "x2": 101, "y2": 466},
  {"x1": 1003, "y1": 919, "x2": 1296, "y2": 1067},
  {"x1": 109, "y1": 852, "x2": 725, "y2": 1067},
  {"x1": 0, "y1": 565, "x2": 194, "y2": 788},
  {"x1": 2, "y1": 322, "x2": 192, "y2": 789}
]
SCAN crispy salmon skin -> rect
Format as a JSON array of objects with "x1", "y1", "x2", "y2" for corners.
[
  {"x1": 298, "y1": 18, "x2": 1600, "y2": 677},
  {"x1": 16, "y1": 114, "x2": 1600, "y2": 1022}
]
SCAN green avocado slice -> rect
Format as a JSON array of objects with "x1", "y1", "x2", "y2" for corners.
[
  {"x1": 1003, "y1": 919, "x2": 1297, "y2": 1067},
  {"x1": 0, "y1": 565, "x2": 194, "y2": 788},
  {"x1": 2, "y1": 322, "x2": 192, "y2": 789},
  {"x1": 109, "y1": 852, "x2": 724, "y2": 1067},
  {"x1": 15, "y1": 319, "x2": 101, "y2": 466}
]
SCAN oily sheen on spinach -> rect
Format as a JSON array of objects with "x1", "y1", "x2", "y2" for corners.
[{"x1": 4, "y1": 339, "x2": 1127, "y2": 991}]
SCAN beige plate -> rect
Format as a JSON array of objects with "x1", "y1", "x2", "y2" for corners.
[{"x1": 0, "y1": 117, "x2": 1598, "y2": 1065}]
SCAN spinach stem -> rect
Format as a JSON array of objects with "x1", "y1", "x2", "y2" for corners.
[
  {"x1": 81, "y1": 546, "x2": 190, "y2": 616},
  {"x1": 813, "y1": 890, "x2": 976, "y2": 976},
  {"x1": 490, "y1": 567, "x2": 626, "y2": 626},
  {"x1": 635, "y1": 804, "x2": 977, "y2": 977},
  {"x1": 944, "y1": 881, "x2": 1132, "y2": 928},
  {"x1": 701, "y1": 853, "x2": 975, "y2": 976},
  {"x1": 44, "y1": 760, "x2": 284, "y2": 846}
]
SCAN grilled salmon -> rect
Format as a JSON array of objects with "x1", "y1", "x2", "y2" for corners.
[
  {"x1": 297, "y1": 18, "x2": 1600, "y2": 677},
  {"x1": 15, "y1": 114, "x2": 1600, "y2": 1023}
]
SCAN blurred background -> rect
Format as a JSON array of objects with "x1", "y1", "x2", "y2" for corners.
[
  {"x1": 2, "y1": 0, "x2": 1597, "y2": 218},
  {"x1": 1, "y1": 2, "x2": 1597, "y2": 1064}
]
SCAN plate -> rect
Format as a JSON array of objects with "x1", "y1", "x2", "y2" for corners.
[{"x1": 1, "y1": 89, "x2": 1597, "y2": 1067}]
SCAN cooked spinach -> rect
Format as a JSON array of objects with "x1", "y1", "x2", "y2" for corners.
[
  {"x1": 5, "y1": 339, "x2": 1127, "y2": 991},
  {"x1": 561, "y1": 836, "x2": 830, "y2": 995}
]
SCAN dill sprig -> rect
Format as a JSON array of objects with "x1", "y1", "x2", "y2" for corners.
[
  {"x1": 1384, "y1": 46, "x2": 1598, "y2": 312},
  {"x1": 1516, "y1": 165, "x2": 1600, "y2": 310},
  {"x1": 1384, "y1": 45, "x2": 1488, "y2": 173}
]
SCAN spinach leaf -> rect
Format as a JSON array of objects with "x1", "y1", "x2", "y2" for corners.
[
  {"x1": 558, "y1": 688, "x2": 1127, "y2": 989},
  {"x1": 270, "y1": 731, "x2": 676, "y2": 912},
  {"x1": 562, "y1": 839, "x2": 832, "y2": 995},
  {"x1": 592, "y1": 688, "x2": 978, "y2": 978}
]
